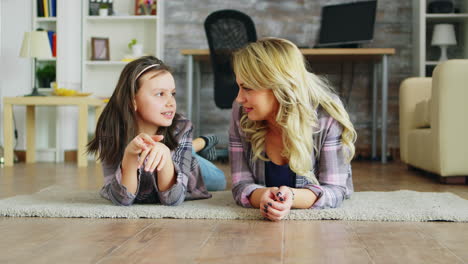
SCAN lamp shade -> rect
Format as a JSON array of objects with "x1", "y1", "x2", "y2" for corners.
[
  {"x1": 431, "y1": 24, "x2": 457, "y2": 46},
  {"x1": 19, "y1": 31, "x2": 52, "y2": 59}
]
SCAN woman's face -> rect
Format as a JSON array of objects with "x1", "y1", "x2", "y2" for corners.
[
  {"x1": 134, "y1": 71, "x2": 176, "y2": 133},
  {"x1": 235, "y1": 76, "x2": 279, "y2": 123}
]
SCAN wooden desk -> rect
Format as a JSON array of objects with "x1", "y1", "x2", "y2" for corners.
[
  {"x1": 3, "y1": 96, "x2": 105, "y2": 167},
  {"x1": 181, "y1": 48, "x2": 396, "y2": 163}
]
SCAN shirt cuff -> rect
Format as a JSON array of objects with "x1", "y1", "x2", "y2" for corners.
[
  {"x1": 240, "y1": 184, "x2": 265, "y2": 208},
  {"x1": 154, "y1": 172, "x2": 186, "y2": 206}
]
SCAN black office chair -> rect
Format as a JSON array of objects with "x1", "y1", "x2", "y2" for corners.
[{"x1": 204, "y1": 9, "x2": 257, "y2": 109}]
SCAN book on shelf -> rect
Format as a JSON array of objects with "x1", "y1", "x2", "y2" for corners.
[
  {"x1": 42, "y1": 0, "x2": 49, "y2": 17},
  {"x1": 52, "y1": 33, "x2": 57, "y2": 57},
  {"x1": 51, "y1": 0, "x2": 56, "y2": 17},
  {"x1": 40, "y1": 30, "x2": 56, "y2": 57},
  {"x1": 43, "y1": 0, "x2": 48, "y2": 17},
  {"x1": 37, "y1": 0, "x2": 44, "y2": 17},
  {"x1": 135, "y1": 0, "x2": 157, "y2": 16},
  {"x1": 47, "y1": 30, "x2": 54, "y2": 48},
  {"x1": 37, "y1": 0, "x2": 57, "y2": 17}
]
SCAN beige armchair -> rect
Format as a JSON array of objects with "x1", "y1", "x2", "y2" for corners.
[{"x1": 399, "y1": 60, "x2": 468, "y2": 182}]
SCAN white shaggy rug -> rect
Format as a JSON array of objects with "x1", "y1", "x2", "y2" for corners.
[{"x1": 1, "y1": 186, "x2": 468, "y2": 222}]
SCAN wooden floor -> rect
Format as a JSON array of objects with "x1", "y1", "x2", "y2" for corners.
[{"x1": 1, "y1": 161, "x2": 467, "y2": 264}]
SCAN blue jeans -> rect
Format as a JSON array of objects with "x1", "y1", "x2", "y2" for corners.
[{"x1": 193, "y1": 151, "x2": 226, "y2": 191}]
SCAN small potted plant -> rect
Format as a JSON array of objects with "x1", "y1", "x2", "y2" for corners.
[
  {"x1": 99, "y1": 2, "x2": 110, "y2": 16},
  {"x1": 128, "y1": 38, "x2": 143, "y2": 57},
  {"x1": 36, "y1": 64, "x2": 56, "y2": 88}
]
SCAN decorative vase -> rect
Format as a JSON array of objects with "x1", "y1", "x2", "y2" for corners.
[
  {"x1": 99, "y1": 8, "x2": 108, "y2": 17},
  {"x1": 132, "y1": 44, "x2": 143, "y2": 57}
]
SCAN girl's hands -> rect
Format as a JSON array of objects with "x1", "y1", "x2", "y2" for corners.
[
  {"x1": 260, "y1": 186, "x2": 294, "y2": 221},
  {"x1": 124, "y1": 133, "x2": 166, "y2": 169},
  {"x1": 140, "y1": 141, "x2": 171, "y2": 172},
  {"x1": 121, "y1": 133, "x2": 165, "y2": 194},
  {"x1": 126, "y1": 133, "x2": 163, "y2": 155}
]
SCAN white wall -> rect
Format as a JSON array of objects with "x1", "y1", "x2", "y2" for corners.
[
  {"x1": 0, "y1": 0, "x2": 33, "y2": 150},
  {"x1": 56, "y1": 0, "x2": 82, "y2": 153},
  {"x1": 0, "y1": 0, "x2": 82, "y2": 160}
]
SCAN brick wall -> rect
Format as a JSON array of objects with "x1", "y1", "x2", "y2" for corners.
[{"x1": 163, "y1": 0, "x2": 413, "y2": 158}]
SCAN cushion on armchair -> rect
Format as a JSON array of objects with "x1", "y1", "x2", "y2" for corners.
[
  {"x1": 400, "y1": 59, "x2": 468, "y2": 178},
  {"x1": 413, "y1": 99, "x2": 431, "y2": 128}
]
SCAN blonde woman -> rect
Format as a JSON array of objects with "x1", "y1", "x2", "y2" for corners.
[{"x1": 229, "y1": 38, "x2": 357, "y2": 221}]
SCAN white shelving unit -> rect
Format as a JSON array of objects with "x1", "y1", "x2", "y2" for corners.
[
  {"x1": 413, "y1": 0, "x2": 468, "y2": 76},
  {"x1": 31, "y1": 0, "x2": 61, "y2": 162},
  {"x1": 81, "y1": 0, "x2": 164, "y2": 98},
  {"x1": 32, "y1": 1, "x2": 57, "y2": 92}
]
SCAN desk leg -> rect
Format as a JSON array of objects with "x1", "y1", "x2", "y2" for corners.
[
  {"x1": 194, "y1": 60, "x2": 201, "y2": 137},
  {"x1": 381, "y1": 55, "x2": 389, "y2": 163},
  {"x1": 26, "y1": 106, "x2": 36, "y2": 163},
  {"x1": 55, "y1": 107, "x2": 63, "y2": 162},
  {"x1": 186, "y1": 55, "x2": 194, "y2": 121},
  {"x1": 78, "y1": 104, "x2": 88, "y2": 167},
  {"x1": 371, "y1": 63, "x2": 378, "y2": 159},
  {"x1": 3, "y1": 103, "x2": 14, "y2": 166}
]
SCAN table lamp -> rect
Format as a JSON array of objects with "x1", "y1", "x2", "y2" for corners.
[
  {"x1": 19, "y1": 31, "x2": 53, "y2": 96},
  {"x1": 431, "y1": 23, "x2": 457, "y2": 61}
]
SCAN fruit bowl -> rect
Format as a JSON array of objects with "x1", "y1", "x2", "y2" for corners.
[{"x1": 53, "y1": 88, "x2": 91, "y2": 97}]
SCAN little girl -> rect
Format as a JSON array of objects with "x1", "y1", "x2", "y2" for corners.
[{"x1": 87, "y1": 56, "x2": 225, "y2": 206}]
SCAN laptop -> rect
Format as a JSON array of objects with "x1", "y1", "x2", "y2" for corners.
[{"x1": 314, "y1": 1, "x2": 377, "y2": 48}]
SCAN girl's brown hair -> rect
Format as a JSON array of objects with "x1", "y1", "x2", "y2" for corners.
[{"x1": 87, "y1": 56, "x2": 180, "y2": 165}]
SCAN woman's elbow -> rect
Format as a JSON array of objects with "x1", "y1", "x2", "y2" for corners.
[
  {"x1": 330, "y1": 187, "x2": 347, "y2": 208},
  {"x1": 235, "y1": 198, "x2": 249, "y2": 208}
]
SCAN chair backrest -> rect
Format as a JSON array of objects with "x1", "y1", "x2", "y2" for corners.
[{"x1": 204, "y1": 9, "x2": 257, "y2": 109}]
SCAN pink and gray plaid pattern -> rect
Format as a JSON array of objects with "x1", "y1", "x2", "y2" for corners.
[
  {"x1": 100, "y1": 116, "x2": 211, "y2": 206},
  {"x1": 229, "y1": 100, "x2": 353, "y2": 209}
]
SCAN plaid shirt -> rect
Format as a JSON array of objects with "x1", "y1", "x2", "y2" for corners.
[
  {"x1": 100, "y1": 116, "x2": 211, "y2": 206},
  {"x1": 229, "y1": 101, "x2": 353, "y2": 209}
]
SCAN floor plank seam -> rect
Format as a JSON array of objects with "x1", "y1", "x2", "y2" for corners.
[
  {"x1": 348, "y1": 223, "x2": 376, "y2": 264},
  {"x1": 95, "y1": 221, "x2": 157, "y2": 263},
  {"x1": 193, "y1": 221, "x2": 219, "y2": 263},
  {"x1": 417, "y1": 223, "x2": 467, "y2": 264}
]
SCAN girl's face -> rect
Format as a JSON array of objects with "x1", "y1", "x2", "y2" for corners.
[
  {"x1": 134, "y1": 71, "x2": 176, "y2": 133},
  {"x1": 235, "y1": 76, "x2": 279, "y2": 124}
]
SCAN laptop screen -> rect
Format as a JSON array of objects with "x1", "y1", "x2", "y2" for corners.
[{"x1": 316, "y1": 1, "x2": 377, "y2": 47}]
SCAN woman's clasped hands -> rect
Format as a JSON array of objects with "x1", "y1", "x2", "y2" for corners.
[
  {"x1": 259, "y1": 186, "x2": 294, "y2": 221},
  {"x1": 125, "y1": 133, "x2": 170, "y2": 172}
]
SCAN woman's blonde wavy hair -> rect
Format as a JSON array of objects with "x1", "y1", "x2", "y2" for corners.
[{"x1": 232, "y1": 37, "x2": 357, "y2": 184}]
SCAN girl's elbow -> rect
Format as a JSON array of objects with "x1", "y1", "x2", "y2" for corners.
[
  {"x1": 108, "y1": 188, "x2": 135, "y2": 206},
  {"x1": 161, "y1": 192, "x2": 186, "y2": 206},
  {"x1": 115, "y1": 199, "x2": 134, "y2": 206}
]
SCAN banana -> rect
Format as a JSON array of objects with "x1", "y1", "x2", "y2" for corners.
[{"x1": 54, "y1": 88, "x2": 77, "y2": 96}]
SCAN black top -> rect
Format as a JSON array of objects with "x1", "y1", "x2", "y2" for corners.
[{"x1": 265, "y1": 161, "x2": 296, "y2": 188}]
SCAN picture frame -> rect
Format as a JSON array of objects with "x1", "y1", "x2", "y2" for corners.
[
  {"x1": 134, "y1": 0, "x2": 157, "y2": 16},
  {"x1": 91, "y1": 37, "x2": 110, "y2": 61}
]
